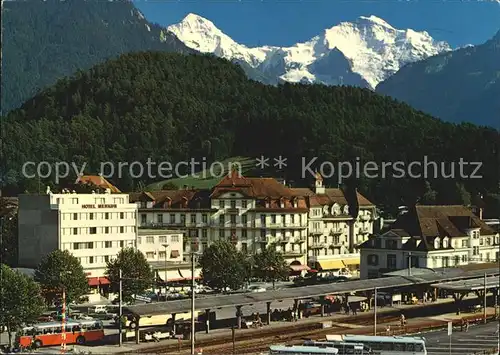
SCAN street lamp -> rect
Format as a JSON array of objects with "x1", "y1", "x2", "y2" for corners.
[{"x1": 58, "y1": 271, "x2": 72, "y2": 354}]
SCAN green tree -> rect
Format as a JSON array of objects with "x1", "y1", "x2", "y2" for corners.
[
  {"x1": 0, "y1": 264, "x2": 46, "y2": 347},
  {"x1": 454, "y1": 182, "x2": 472, "y2": 206},
  {"x1": 252, "y1": 245, "x2": 289, "y2": 289},
  {"x1": 34, "y1": 250, "x2": 89, "y2": 305},
  {"x1": 199, "y1": 240, "x2": 250, "y2": 291},
  {"x1": 1, "y1": 198, "x2": 18, "y2": 266},
  {"x1": 421, "y1": 181, "x2": 437, "y2": 205},
  {"x1": 105, "y1": 248, "x2": 154, "y2": 304}
]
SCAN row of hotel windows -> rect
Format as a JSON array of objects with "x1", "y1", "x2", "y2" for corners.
[
  {"x1": 63, "y1": 212, "x2": 135, "y2": 221},
  {"x1": 182, "y1": 229, "x2": 306, "y2": 240},
  {"x1": 140, "y1": 213, "x2": 303, "y2": 225},
  {"x1": 63, "y1": 226, "x2": 135, "y2": 235},
  {"x1": 309, "y1": 247, "x2": 355, "y2": 257},
  {"x1": 69, "y1": 240, "x2": 134, "y2": 250},
  {"x1": 57, "y1": 197, "x2": 126, "y2": 205},
  {"x1": 137, "y1": 235, "x2": 180, "y2": 244},
  {"x1": 367, "y1": 252, "x2": 500, "y2": 269}
]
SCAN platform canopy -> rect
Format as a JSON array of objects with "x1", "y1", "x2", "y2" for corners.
[
  {"x1": 123, "y1": 265, "x2": 499, "y2": 317},
  {"x1": 431, "y1": 276, "x2": 500, "y2": 291}
]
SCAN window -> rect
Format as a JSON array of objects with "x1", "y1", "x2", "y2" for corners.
[
  {"x1": 367, "y1": 254, "x2": 379, "y2": 266},
  {"x1": 170, "y1": 214, "x2": 175, "y2": 223},
  {"x1": 454, "y1": 255, "x2": 460, "y2": 265},
  {"x1": 434, "y1": 238, "x2": 440, "y2": 249},
  {"x1": 180, "y1": 214, "x2": 186, "y2": 224},
  {"x1": 120, "y1": 212, "x2": 125, "y2": 219},
  {"x1": 159, "y1": 251, "x2": 166, "y2": 259},
  {"x1": 89, "y1": 256, "x2": 94, "y2": 264},
  {"x1": 141, "y1": 214, "x2": 146, "y2": 224},
  {"x1": 105, "y1": 227, "x2": 109, "y2": 234},
  {"x1": 104, "y1": 256, "x2": 109, "y2": 263},
  {"x1": 171, "y1": 235, "x2": 179, "y2": 242},
  {"x1": 146, "y1": 252, "x2": 154, "y2": 259},
  {"x1": 386, "y1": 240, "x2": 397, "y2": 249},
  {"x1": 202, "y1": 214, "x2": 208, "y2": 223},
  {"x1": 73, "y1": 243, "x2": 80, "y2": 250},
  {"x1": 473, "y1": 246, "x2": 480, "y2": 255},
  {"x1": 89, "y1": 213, "x2": 94, "y2": 220},
  {"x1": 480, "y1": 238, "x2": 484, "y2": 246},
  {"x1": 241, "y1": 243, "x2": 247, "y2": 253},
  {"x1": 158, "y1": 214, "x2": 163, "y2": 224},
  {"x1": 89, "y1": 227, "x2": 97, "y2": 234},
  {"x1": 242, "y1": 200, "x2": 247, "y2": 208},
  {"x1": 443, "y1": 256, "x2": 450, "y2": 267},
  {"x1": 219, "y1": 200, "x2": 225, "y2": 208},
  {"x1": 442, "y1": 238, "x2": 449, "y2": 248},
  {"x1": 230, "y1": 200, "x2": 236, "y2": 209},
  {"x1": 191, "y1": 214, "x2": 196, "y2": 224},
  {"x1": 387, "y1": 254, "x2": 397, "y2": 269},
  {"x1": 260, "y1": 229, "x2": 266, "y2": 239},
  {"x1": 105, "y1": 241, "x2": 112, "y2": 248},
  {"x1": 105, "y1": 212, "x2": 109, "y2": 220},
  {"x1": 202, "y1": 229, "x2": 208, "y2": 238},
  {"x1": 87, "y1": 242, "x2": 93, "y2": 249},
  {"x1": 242, "y1": 215, "x2": 247, "y2": 224},
  {"x1": 120, "y1": 241, "x2": 124, "y2": 248},
  {"x1": 271, "y1": 230, "x2": 276, "y2": 237},
  {"x1": 146, "y1": 236, "x2": 154, "y2": 244},
  {"x1": 219, "y1": 215, "x2": 225, "y2": 225},
  {"x1": 120, "y1": 226, "x2": 124, "y2": 233},
  {"x1": 291, "y1": 215, "x2": 295, "y2": 223},
  {"x1": 73, "y1": 228, "x2": 78, "y2": 235},
  {"x1": 219, "y1": 229, "x2": 224, "y2": 238},
  {"x1": 462, "y1": 239, "x2": 468, "y2": 248},
  {"x1": 242, "y1": 230, "x2": 247, "y2": 239},
  {"x1": 462, "y1": 255, "x2": 468, "y2": 263},
  {"x1": 230, "y1": 215, "x2": 236, "y2": 224},
  {"x1": 271, "y1": 215, "x2": 276, "y2": 224},
  {"x1": 73, "y1": 213, "x2": 78, "y2": 220},
  {"x1": 260, "y1": 214, "x2": 266, "y2": 225}
]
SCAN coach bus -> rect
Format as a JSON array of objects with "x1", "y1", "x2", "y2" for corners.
[
  {"x1": 325, "y1": 334, "x2": 427, "y2": 355},
  {"x1": 16, "y1": 319, "x2": 104, "y2": 348},
  {"x1": 304, "y1": 340, "x2": 373, "y2": 354},
  {"x1": 269, "y1": 345, "x2": 340, "y2": 355}
]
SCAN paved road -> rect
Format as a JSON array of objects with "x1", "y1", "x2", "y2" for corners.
[{"x1": 422, "y1": 320, "x2": 500, "y2": 355}]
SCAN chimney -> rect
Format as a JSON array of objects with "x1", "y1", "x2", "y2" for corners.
[{"x1": 314, "y1": 172, "x2": 325, "y2": 194}]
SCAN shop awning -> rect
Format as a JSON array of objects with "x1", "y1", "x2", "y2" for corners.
[
  {"x1": 170, "y1": 250, "x2": 180, "y2": 258},
  {"x1": 290, "y1": 264, "x2": 311, "y2": 272},
  {"x1": 167, "y1": 276, "x2": 201, "y2": 282},
  {"x1": 316, "y1": 259, "x2": 344, "y2": 270},
  {"x1": 342, "y1": 257, "x2": 360, "y2": 266},
  {"x1": 88, "y1": 277, "x2": 110, "y2": 287}
]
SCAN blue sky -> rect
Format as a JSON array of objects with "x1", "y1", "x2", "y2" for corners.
[{"x1": 133, "y1": 0, "x2": 500, "y2": 48}]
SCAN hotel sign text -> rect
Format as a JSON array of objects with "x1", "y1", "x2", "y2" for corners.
[{"x1": 81, "y1": 204, "x2": 117, "y2": 208}]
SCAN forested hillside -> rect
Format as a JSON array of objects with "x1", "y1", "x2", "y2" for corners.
[
  {"x1": 1, "y1": 0, "x2": 191, "y2": 112},
  {"x1": 376, "y1": 30, "x2": 500, "y2": 128},
  {"x1": 2, "y1": 52, "x2": 499, "y2": 213}
]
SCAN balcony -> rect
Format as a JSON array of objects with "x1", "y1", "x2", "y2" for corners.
[
  {"x1": 283, "y1": 250, "x2": 304, "y2": 257},
  {"x1": 310, "y1": 242, "x2": 326, "y2": 249},
  {"x1": 226, "y1": 208, "x2": 239, "y2": 213},
  {"x1": 310, "y1": 229, "x2": 323, "y2": 235},
  {"x1": 284, "y1": 223, "x2": 308, "y2": 229},
  {"x1": 140, "y1": 222, "x2": 184, "y2": 229},
  {"x1": 330, "y1": 229, "x2": 345, "y2": 236}
]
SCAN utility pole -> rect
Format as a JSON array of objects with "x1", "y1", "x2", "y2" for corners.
[
  {"x1": 374, "y1": 287, "x2": 378, "y2": 336},
  {"x1": 484, "y1": 272, "x2": 487, "y2": 324},
  {"x1": 119, "y1": 268, "x2": 123, "y2": 347},
  {"x1": 191, "y1": 253, "x2": 196, "y2": 355},
  {"x1": 61, "y1": 288, "x2": 66, "y2": 354}
]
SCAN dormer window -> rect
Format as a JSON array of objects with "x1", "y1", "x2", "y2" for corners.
[
  {"x1": 434, "y1": 237, "x2": 440, "y2": 249},
  {"x1": 265, "y1": 198, "x2": 271, "y2": 208},
  {"x1": 442, "y1": 237, "x2": 449, "y2": 248},
  {"x1": 279, "y1": 197, "x2": 285, "y2": 208}
]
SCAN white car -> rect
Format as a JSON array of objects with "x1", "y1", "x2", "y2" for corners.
[{"x1": 248, "y1": 285, "x2": 266, "y2": 293}]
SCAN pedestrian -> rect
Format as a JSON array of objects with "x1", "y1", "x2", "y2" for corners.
[
  {"x1": 353, "y1": 306, "x2": 357, "y2": 316},
  {"x1": 465, "y1": 319, "x2": 469, "y2": 332}
]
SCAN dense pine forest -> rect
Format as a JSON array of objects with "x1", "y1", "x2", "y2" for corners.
[{"x1": 2, "y1": 52, "x2": 499, "y2": 215}]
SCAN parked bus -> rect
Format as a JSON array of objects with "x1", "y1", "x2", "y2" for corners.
[
  {"x1": 325, "y1": 335, "x2": 427, "y2": 355},
  {"x1": 16, "y1": 319, "x2": 104, "y2": 348},
  {"x1": 304, "y1": 340, "x2": 373, "y2": 354},
  {"x1": 121, "y1": 309, "x2": 201, "y2": 330},
  {"x1": 270, "y1": 345, "x2": 340, "y2": 355}
]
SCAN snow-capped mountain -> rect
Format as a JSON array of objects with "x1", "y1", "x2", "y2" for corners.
[{"x1": 167, "y1": 13, "x2": 451, "y2": 88}]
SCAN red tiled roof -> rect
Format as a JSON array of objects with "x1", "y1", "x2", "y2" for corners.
[
  {"x1": 78, "y1": 175, "x2": 121, "y2": 193},
  {"x1": 130, "y1": 190, "x2": 212, "y2": 209},
  {"x1": 289, "y1": 188, "x2": 374, "y2": 207}
]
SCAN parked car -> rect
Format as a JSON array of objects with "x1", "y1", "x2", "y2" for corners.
[{"x1": 247, "y1": 285, "x2": 266, "y2": 293}]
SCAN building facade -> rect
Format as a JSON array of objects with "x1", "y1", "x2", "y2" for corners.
[
  {"x1": 291, "y1": 173, "x2": 377, "y2": 273},
  {"x1": 359, "y1": 205, "x2": 500, "y2": 279},
  {"x1": 18, "y1": 190, "x2": 138, "y2": 279},
  {"x1": 131, "y1": 171, "x2": 377, "y2": 272}
]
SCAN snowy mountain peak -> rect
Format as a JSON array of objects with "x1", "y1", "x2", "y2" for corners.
[
  {"x1": 167, "y1": 14, "x2": 451, "y2": 89},
  {"x1": 357, "y1": 15, "x2": 395, "y2": 29}
]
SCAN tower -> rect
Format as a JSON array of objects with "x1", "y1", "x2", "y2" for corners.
[{"x1": 314, "y1": 172, "x2": 325, "y2": 194}]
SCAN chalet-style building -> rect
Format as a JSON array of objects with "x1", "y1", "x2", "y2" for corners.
[{"x1": 359, "y1": 205, "x2": 500, "y2": 279}]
